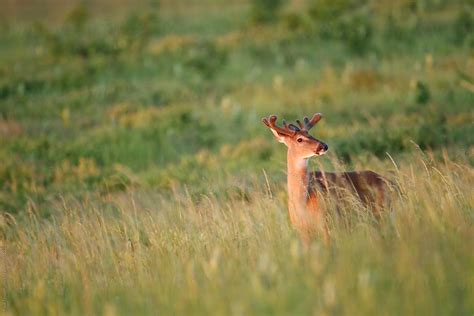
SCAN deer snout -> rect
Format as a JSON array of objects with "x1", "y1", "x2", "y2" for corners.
[{"x1": 317, "y1": 142, "x2": 328, "y2": 155}]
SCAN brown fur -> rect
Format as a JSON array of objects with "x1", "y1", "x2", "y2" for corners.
[{"x1": 312, "y1": 170, "x2": 389, "y2": 213}]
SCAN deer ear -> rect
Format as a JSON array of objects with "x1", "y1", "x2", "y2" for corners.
[
  {"x1": 269, "y1": 128, "x2": 287, "y2": 143},
  {"x1": 261, "y1": 116, "x2": 293, "y2": 145}
]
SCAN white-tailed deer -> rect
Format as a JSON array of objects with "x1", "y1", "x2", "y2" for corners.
[{"x1": 262, "y1": 113, "x2": 390, "y2": 243}]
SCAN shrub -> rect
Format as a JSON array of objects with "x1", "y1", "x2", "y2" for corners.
[
  {"x1": 119, "y1": 11, "x2": 160, "y2": 52},
  {"x1": 415, "y1": 81, "x2": 430, "y2": 105},
  {"x1": 338, "y1": 13, "x2": 373, "y2": 55},
  {"x1": 64, "y1": 3, "x2": 89, "y2": 31},
  {"x1": 308, "y1": 0, "x2": 373, "y2": 54},
  {"x1": 250, "y1": 0, "x2": 285, "y2": 24},
  {"x1": 281, "y1": 12, "x2": 306, "y2": 31},
  {"x1": 334, "y1": 128, "x2": 409, "y2": 162},
  {"x1": 182, "y1": 41, "x2": 228, "y2": 79},
  {"x1": 308, "y1": 0, "x2": 357, "y2": 22},
  {"x1": 453, "y1": 9, "x2": 474, "y2": 46},
  {"x1": 384, "y1": 14, "x2": 410, "y2": 42}
]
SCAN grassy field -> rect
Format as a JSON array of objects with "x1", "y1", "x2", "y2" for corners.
[{"x1": 1, "y1": 0, "x2": 473, "y2": 315}]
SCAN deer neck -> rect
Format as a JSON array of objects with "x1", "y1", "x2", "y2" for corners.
[{"x1": 286, "y1": 151, "x2": 312, "y2": 222}]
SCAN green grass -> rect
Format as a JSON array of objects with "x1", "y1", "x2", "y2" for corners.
[{"x1": 1, "y1": 0, "x2": 473, "y2": 315}]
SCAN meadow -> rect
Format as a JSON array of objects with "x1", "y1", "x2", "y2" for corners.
[{"x1": 1, "y1": 0, "x2": 473, "y2": 315}]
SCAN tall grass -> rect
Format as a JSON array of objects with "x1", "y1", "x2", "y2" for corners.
[{"x1": 3, "y1": 153, "x2": 473, "y2": 315}]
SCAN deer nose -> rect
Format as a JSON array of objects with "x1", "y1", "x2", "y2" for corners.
[{"x1": 320, "y1": 143, "x2": 328, "y2": 151}]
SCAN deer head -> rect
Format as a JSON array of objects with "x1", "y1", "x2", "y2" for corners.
[{"x1": 262, "y1": 113, "x2": 328, "y2": 159}]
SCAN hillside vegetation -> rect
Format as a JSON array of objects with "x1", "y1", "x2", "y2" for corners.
[{"x1": 1, "y1": 0, "x2": 473, "y2": 315}]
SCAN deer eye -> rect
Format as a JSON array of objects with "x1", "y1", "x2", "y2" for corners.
[{"x1": 297, "y1": 138, "x2": 303, "y2": 143}]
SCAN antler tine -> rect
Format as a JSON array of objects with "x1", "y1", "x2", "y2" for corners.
[
  {"x1": 288, "y1": 123, "x2": 300, "y2": 131},
  {"x1": 303, "y1": 113, "x2": 322, "y2": 131},
  {"x1": 284, "y1": 119, "x2": 301, "y2": 132},
  {"x1": 296, "y1": 119, "x2": 304, "y2": 129},
  {"x1": 261, "y1": 115, "x2": 296, "y2": 136}
]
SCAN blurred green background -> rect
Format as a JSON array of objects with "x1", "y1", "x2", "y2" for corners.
[{"x1": 1, "y1": 0, "x2": 472, "y2": 216}]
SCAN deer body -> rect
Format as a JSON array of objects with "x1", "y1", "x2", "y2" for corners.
[{"x1": 263, "y1": 114, "x2": 389, "y2": 242}]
